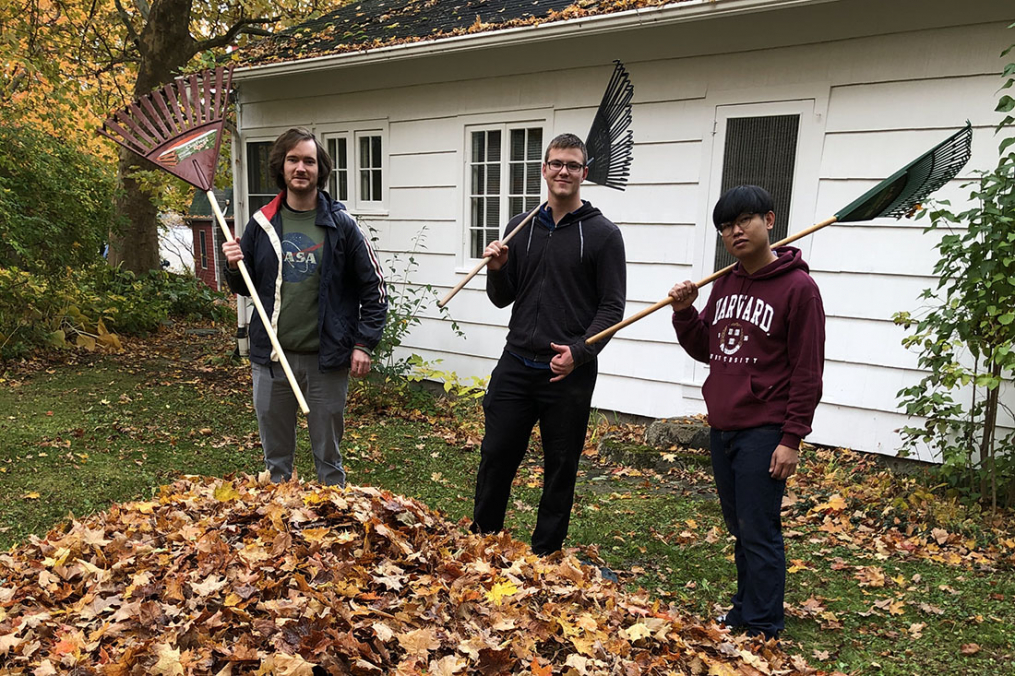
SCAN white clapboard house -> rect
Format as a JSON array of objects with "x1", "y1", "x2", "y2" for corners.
[{"x1": 230, "y1": 0, "x2": 1013, "y2": 460}]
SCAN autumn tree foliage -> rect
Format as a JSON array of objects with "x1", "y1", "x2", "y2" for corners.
[{"x1": 1, "y1": 0, "x2": 341, "y2": 275}]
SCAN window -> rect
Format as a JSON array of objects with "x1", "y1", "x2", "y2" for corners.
[
  {"x1": 199, "y1": 230, "x2": 208, "y2": 269},
  {"x1": 245, "y1": 141, "x2": 275, "y2": 214},
  {"x1": 322, "y1": 127, "x2": 386, "y2": 212},
  {"x1": 327, "y1": 137, "x2": 349, "y2": 202},
  {"x1": 713, "y1": 115, "x2": 799, "y2": 271},
  {"x1": 357, "y1": 133, "x2": 382, "y2": 204},
  {"x1": 467, "y1": 125, "x2": 543, "y2": 258}
]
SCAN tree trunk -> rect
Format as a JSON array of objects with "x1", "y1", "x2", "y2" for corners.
[
  {"x1": 108, "y1": 147, "x2": 161, "y2": 273},
  {"x1": 107, "y1": 0, "x2": 198, "y2": 273}
]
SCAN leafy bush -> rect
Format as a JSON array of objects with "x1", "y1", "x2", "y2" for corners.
[
  {"x1": 0, "y1": 265, "x2": 233, "y2": 360},
  {"x1": 0, "y1": 122, "x2": 118, "y2": 274},
  {"x1": 364, "y1": 223, "x2": 465, "y2": 379},
  {"x1": 893, "y1": 28, "x2": 1015, "y2": 509}
]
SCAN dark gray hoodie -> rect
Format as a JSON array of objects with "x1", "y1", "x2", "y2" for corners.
[{"x1": 487, "y1": 201, "x2": 626, "y2": 367}]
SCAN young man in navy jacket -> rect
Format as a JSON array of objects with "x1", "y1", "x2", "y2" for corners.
[
  {"x1": 668, "y1": 185, "x2": 825, "y2": 640},
  {"x1": 472, "y1": 133, "x2": 627, "y2": 555},
  {"x1": 222, "y1": 128, "x2": 387, "y2": 486}
]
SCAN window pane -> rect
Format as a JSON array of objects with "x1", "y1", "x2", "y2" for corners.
[
  {"x1": 511, "y1": 129, "x2": 525, "y2": 161},
  {"x1": 372, "y1": 170, "x2": 381, "y2": 200},
  {"x1": 472, "y1": 165, "x2": 484, "y2": 195},
  {"x1": 509, "y1": 196, "x2": 523, "y2": 218},
  {"x1": 472, "y1": 132, "x2": 485, "y2": 162},
  {"x1": 338, "y1": 172, "x2": 348, "y2": 201},
  {"x1": 372, "y1": 136, "x2": 382, "y2": 164},
  {"x1": 487, "y1": 163, "x2": 500, "y2": 195},
  {"x1": 360, "y1": 137, "x2": 370, "y2": 168},
  {"x1": 487, "y1": 130, "x2": 501, "y2": 162},
  {"x1": 510, "y1": 163, "x2": 523, "y2": 194},
  {"x1": 526, "y1": 162, "x2": 541, "y2": 193},
  {"x1": 486, "y1": 197, "x2": 499, "y2": 236},
  {"x1": 360, "y1": 169, "x2": 370, "y2": 201},
  {"x1": 525, "y1": 196, "x2": 539, "y2": 212},
  {"x1": 527, "y1": 128, "x2": 543, "y2": 160},
  {"x1": 246, "y1": 141, "x2": 272, "y2": 194},
  {"x1": 338, "y1": 138, "x2": 347, "y2": 170}
]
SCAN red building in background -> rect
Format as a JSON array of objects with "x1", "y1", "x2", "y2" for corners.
[{"x1": 185, "y1": 189, "x2": 234, "y2": 291}]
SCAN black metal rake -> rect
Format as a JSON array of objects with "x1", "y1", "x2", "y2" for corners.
[
  {"x1": 437, "y1": 60, "x2": 636, "y2": 308},
  {"x1": 585, "y1": 60, "x2": 635, "y2": 190}
]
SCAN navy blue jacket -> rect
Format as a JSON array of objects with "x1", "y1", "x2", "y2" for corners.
[{"x1": 223, "y1": 190, "x2": 388, "y2": 371}]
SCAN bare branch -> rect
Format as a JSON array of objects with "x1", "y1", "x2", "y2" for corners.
[
  {"x1": 193, "y1": 17, "x2": 280, "y2": 52},
  {"x1": 112, "y1": 0, "x2": 141, "y2": 47}
]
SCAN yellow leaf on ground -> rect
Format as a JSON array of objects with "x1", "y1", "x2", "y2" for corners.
[
  {"x1": 213, "y1": 483, "x2": 240, "y2": 501},
  {"x1": 486, "y1": 581, "x2": 518, "y2": 606}
]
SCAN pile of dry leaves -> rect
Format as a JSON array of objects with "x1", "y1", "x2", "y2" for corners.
[{"x1": 0, "y1": 475, "x2": 824, "y2": 675}]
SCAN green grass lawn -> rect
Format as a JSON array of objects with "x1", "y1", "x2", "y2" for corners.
[{"x1": 1, "y1": 325, "x2": 1013, "y2": 675}]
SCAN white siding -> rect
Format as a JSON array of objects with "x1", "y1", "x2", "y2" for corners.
[{"x1": 236, "y1": 2, "x2": 1014, "y2": 459}]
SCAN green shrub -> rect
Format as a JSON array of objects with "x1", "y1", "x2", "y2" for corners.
[
  {"x1": 0, "y1": 265, "x2": 233, "y2": 360},
  {"x1": 0, "y1": 122, "x2": 118, "y2": 273}
]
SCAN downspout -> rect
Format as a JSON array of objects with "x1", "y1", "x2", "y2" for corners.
[{"x1": 231, "y1": 91, "x2": 250, "y2": 358}]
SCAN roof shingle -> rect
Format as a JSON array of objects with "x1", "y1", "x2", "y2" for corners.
[{"x1": 241, "y1": 0, "x2": 685, "y2": 65}]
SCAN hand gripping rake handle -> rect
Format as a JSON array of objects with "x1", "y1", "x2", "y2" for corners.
[
  {"x1": 211, "y1": 195, "x2": 310, "y2": 414},
  {"x1": 586, "y1": 217, "x2": 838, "y2": 345},
  {"x1": 436, "y1": 202, "x2": 544, "y2": 308}
]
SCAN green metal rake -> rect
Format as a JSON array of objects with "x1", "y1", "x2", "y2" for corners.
[{"x1": 587, "y1": 122, "x2": 974, "y2": 345}]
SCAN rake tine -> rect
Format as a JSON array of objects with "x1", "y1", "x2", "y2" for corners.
[
  {"x1": 97, "y1": 127, "x2": 143, "y2": 156},
  {"x1": 101, "y1": 119, "x2": 150, "y2": 155},
  {"x1": 152, "y1": 89, "x2": 181, "y2": 137},
  {"x1": 164, "y1": 82, "x2": 187, "y2": 134},
  {"x1": 139, "y1": 95, "x2": 172, "y2": 140},
  {"x1": 129, "y1": 101, "x2": 164, "y2": 144},
  {"x1": 201, "y1": 72, "x2": 213, "y2": 123},
  {"x1": 119, "y1": 107, "x2": 160, "y2": 150},
  {"x1": 180, "y1": 75, "x2": 197, "y2": 127},
  {"x1": 212, "y1": 67, "x2": 225, "y2": 120}
]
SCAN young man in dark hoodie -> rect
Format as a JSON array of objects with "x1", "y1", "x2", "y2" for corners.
[
  {"x1": 471, "y1": 133, "x2": 627, "y2": 555},
  {"x1": 668, "y1": 185, "x2": 825, "y2": 640}
]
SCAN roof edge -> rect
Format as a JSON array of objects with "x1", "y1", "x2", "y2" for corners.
[{"x1": 233, "y1": 0, "x2": 840, "y2": 79}]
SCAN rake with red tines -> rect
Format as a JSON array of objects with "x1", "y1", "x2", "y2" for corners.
[
  {"x1": 436, "y1": 60, "x2": 635, "y2": 308},
  {"x1": 99, "y1": 66, "x2": 310, "y2": 415}
]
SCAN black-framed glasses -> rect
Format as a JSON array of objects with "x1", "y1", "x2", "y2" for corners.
[
  {"x1": 718, "y1": 213, "x2": 758, "y2": 236},
  {"x1": 546, "y1": 160, "x2": 585, "y2": 173}
]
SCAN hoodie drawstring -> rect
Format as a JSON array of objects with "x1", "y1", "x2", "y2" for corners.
[{"x1": 579, "y1": 221, "x2": 585, "y2": 262}]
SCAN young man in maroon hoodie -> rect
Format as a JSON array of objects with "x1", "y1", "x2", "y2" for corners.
[{"x1": 668, "y1": 185, "x2": 825, "y2": 640}]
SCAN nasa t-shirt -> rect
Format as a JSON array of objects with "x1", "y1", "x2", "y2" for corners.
[{"x1": 276, "y1": 206, "x2": 324, "y2": 353}]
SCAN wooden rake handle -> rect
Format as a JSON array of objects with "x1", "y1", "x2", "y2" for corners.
[
  {"x1": 209, "y1": 193, "x2": 310, "y2": 415},
  {"x1": 436, "y1": 202, "x2": 545, "y2": 309},
  {"x1": 586, "y1": 215, "x2": 839, "y2": 345}
]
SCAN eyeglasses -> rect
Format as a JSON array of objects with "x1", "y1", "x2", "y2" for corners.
[
  {"x1": 546, "y1": 160, "x2": 586, "y2": 173},
  {"x1": 718, "y1": 213, "x2": 758, "y2": 236}
]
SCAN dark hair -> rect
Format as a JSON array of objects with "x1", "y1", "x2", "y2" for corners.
[
  {"x1": 268, "y1": 128, "x2": 333, "y2": 191},
  {"x1": 712, "y1": 185, "x2": 775, "y2": 230},
  {"x1": 544, "y1": 133, "x2": 588, "y2": 165}
]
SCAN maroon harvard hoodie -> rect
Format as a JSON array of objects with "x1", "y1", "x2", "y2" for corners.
[{"x1": 672, "y1": 246, "x2": 825, "y2": 450}]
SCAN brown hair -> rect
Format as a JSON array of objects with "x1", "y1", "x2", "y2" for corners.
[
  {"x1": 543, "y1": 133, "x2": 587, "y2": 165},
  {"x1": 268, "y1": 128, "x2": 333, "y2": 191}
]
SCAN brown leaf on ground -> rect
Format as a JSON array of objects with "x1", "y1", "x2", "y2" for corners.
[{"x1": 0, "y1": 475, "x2": 823, "y2": 675}]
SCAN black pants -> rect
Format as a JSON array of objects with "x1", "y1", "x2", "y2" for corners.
[
  {"x1": 472, "y1": 352, "x2": 598, "y2": 554},
  {"x1": 711, "y1": 425, "x2": 787, "y2": 639}
]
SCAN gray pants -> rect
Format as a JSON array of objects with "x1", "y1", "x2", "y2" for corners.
[{"x1": 251, "y1": 352, "x2": 350, "y2": 486}]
